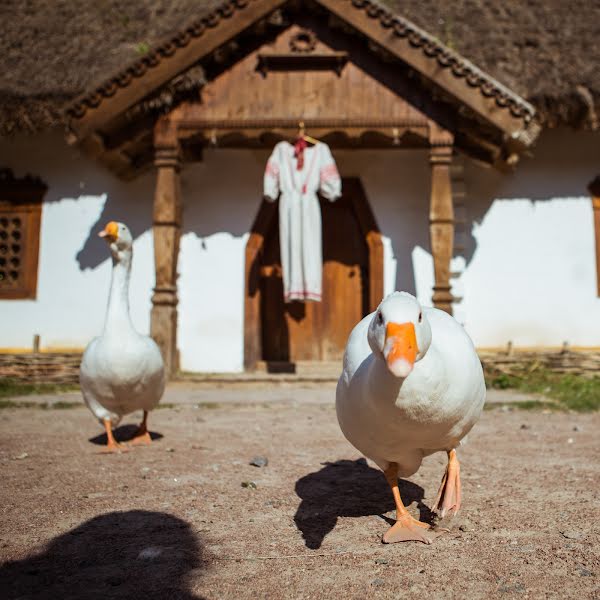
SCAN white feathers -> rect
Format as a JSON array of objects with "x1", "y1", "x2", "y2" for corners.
[
  {"x1": 79, "y1": 223, "x2": 165, "y2": 426},
  {"x1": 336, "y1": 292, "x2": 485, "y2": 476}
]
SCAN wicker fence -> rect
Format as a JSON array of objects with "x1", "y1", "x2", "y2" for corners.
[
  {"x1": 0, "y1": 349, "x2": 598, "y2": 386},
  {"x1": 0, "y1": 353, "x2": 82, "y2": 385},
  {"x1": 479, "y1": 349, "x2": 600, "y2": 379}
]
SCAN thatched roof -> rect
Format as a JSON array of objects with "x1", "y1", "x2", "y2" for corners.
[{"x1": 1, "y1": 0, "x2": 598, "y2": 136}]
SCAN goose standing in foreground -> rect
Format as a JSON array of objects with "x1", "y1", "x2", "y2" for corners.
[
  {"x1": 336, "y1": 292, "x2": 485, "y2": 544},
  {"x1": 80, "y1": 221, "x2": 165, "y2": 452}
]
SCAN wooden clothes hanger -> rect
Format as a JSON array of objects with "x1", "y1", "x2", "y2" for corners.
[{"x1": 298, "y1": 121, "x2": 319, "y2": 145}]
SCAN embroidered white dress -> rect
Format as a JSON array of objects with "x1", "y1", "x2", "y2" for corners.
[{"x1": 263, "y1": 141, "x2": 341, "y2": 302}]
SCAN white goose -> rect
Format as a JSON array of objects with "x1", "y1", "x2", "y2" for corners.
[
  {"x1": 336, "y1": 291, "x2": 485, "y2": 543},
  {"x1": 80, "y1": 221, "x2": 165, "y2": 452}
]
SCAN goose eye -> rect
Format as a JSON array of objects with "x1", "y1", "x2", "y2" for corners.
[
  {"x1": 418, "y1": 312, "x2": 422, "y2": 323},
  {"x1": 377, "y1": 311, "x2": 383, "y2": 325}
]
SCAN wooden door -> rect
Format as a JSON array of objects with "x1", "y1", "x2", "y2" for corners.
[{"x1": 245, "y1": 178, "x2": 383, "y2": 365}]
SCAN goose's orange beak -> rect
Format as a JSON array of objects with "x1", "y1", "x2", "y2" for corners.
[
  {"x1": 99, "y1": 221, "x2": 119, "y2": 242},
  {"x1": 384, "y1": 322, "x2": 417, "y2": 378}
]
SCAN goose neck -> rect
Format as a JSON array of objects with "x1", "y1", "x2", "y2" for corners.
[{"x1": 104, "y1": 251, "x2": 133, "y2": 334}]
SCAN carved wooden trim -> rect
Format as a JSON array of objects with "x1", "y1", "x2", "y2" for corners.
[
  {"x1": 65, "y1": 0, "x2": 536, "y2": 145},
  {"x1": 66, "y1": 0, "x2": 288, "y2": 137},
  {"x1": 428, "y1": 128, "x2": 454, "y2": 314},
  {"x1": 0, "y1": 170, "x2": 46, "y2": 300},
  {"x1": 315, "y1": 0, "x2": 537, "y2": 142},
  {"x1": 257, "y1": 51, "x2": 349, "y2": 76}
]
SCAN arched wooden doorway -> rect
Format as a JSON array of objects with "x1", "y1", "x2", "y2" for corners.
[{"x1": 244, "y1": 178, "x2": 383, "y2": 369}]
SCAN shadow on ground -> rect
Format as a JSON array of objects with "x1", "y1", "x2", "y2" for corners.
[
  {"x1": 88, "y1": 424, "x2": 163, "y2": 446},
  {"x1": 294, "y1": 458, "x2": 432, "y2": 549},
  {"x1": 0, "y1": 510, "x2": 205, "y2": 600}
]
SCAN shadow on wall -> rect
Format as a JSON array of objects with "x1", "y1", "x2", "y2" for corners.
[
  {"x1": 65, "y1": 129, "x2": 595, "y2": 290},
  {"x1": 390, "y1": 129, "x2": 597, "y2": 295},
  {"x1": 74, "y1": 149, "x2": 269, "y2": 272},
  {"x1": 0, "y1": 510, "x2": 205, "y2": 600},
  {"x1": 73, "y1": 173, "x2": 156, "y2": 271},
  {"x1": 294, "y1": 458, "x2": 429, "y2": 549}
]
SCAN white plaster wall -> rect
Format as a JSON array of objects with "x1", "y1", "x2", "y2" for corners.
[
  {"x1": 1, "y1": 129, "x2": 598, "y2": 372},
  {"x1": 0, "y1": 133, "x2": 156, "y2": 350},
  {"x1": 178, "y1": 149, "x2": 266, "y2": 372},
  {"x1": 458, "y1": 130, "x2": 600, "y2": 347}
]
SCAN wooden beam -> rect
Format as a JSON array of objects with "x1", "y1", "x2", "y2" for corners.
[
  {"x1": 316, "y1": 0, "x2": 530, "y2": 140},
  {"x1": 428, "y1": 124, "x2": 454, "y2": 314},
  {"x1": 150, "y1": 118, "x2": 182, "y2": 377},
  {"x1": 70, "y1": 0, "x2": 287, "y2": 139}
]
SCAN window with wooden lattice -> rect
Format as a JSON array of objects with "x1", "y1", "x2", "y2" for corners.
[
  {"x1": 0, "y1": 169, "x2": 46, "y2": 299},
  {"x1": 590, "y1": 176, "x2": 600, "y2": 297}
]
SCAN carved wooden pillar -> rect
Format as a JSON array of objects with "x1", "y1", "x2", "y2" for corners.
[
  {"x1": 589, "y1": 176, "x2": 600, "y2": 296},
  {"x1": 428, "y1": 126, "x2": 455, "y2": 314},
  {"x1": 151, "y1": 140, "x2": 182, "y2": 377}
]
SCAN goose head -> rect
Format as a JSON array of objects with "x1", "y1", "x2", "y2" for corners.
[
  {"x1": 99, "y1": 221, "x2": 133, "y2": 261},
  {"x1": 368, "y1": 292, "x2": 432, "y2": 378}
]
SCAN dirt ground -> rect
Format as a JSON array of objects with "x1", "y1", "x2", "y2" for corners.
[{"x1": 0, "y1": 384, "x2": 598, "y2": 600}]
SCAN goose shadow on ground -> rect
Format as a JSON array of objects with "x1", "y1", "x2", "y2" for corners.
[
  {"x1": 294, "y1": 458, "x2": 433, "y2": 549},
  {"x1": 0, "y1": 510, "x2": 205, "y2": 600},
  {"x1": 88, "y1": 424, "x2": 163, "y2": 445}
]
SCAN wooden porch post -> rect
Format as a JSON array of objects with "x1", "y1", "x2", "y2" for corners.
[
  {"x1": 428, "y1": 125, "x2": 455, "y2": 314},
  {"x1": 151, "y1": 121, "x2": 182, "y2": 377}
]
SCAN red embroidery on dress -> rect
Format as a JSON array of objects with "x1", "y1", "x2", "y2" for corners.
[
  {"x1": 320, "y1": 163, "x2": 339, "y2": 183},
  {"x1": 286, "y1": 142, "x2": 320, "y2": 196},
  {"x1": 284, "y1": 290, "x2": 322, "y2": 300},
  {"x1": 265, "y1": 160, "x2": 279, "y2": 177}
]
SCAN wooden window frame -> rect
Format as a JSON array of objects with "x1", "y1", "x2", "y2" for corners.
[
  {"x1": 0, "y1": 169, "x2": 46, "y2": 300},
  {"x1": 589, "y1": 176, "x2": 600, "y2": 297}
]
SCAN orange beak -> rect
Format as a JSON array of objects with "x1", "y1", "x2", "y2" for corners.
[
  {"x1": 98, "y1": 221, "x2": 119, "y2": 242},
  {"x1": 384, "y1": 322, "x2": 418, "y2": 378}
]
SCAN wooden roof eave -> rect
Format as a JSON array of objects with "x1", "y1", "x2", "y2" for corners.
[
  {"x1": 64, "y1": 0, "x2": 541, "y2": 176},
  {"x1": 66, "y1": 0, "x2": 288, "y2": 141},
  {"x1": 315, "y1": 0, "x2": 539, "y2": 149}
]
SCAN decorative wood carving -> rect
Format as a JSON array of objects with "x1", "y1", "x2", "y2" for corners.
[
  {"x1": 428, "y1": 124, "x2": 455, "y2": 314},
  {"x1": 257, "y1": 51, "x2": 348, "y2": 76},
  {"x1": 150, "y1": 120, "x2": 182, "y2": 377},
  {"x1": 0, "y1": 169, "x2": 46, "y2": 300},
  {"x1": 289, "y1": 29, "x2": 318, "y2": 53}
]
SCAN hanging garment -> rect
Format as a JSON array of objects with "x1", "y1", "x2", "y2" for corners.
[{"x1": 264, "y1": 141, "x2": 341, "y2": 302}]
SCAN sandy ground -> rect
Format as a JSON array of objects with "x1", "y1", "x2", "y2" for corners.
[{"x1": 0, "y1": 385, "x2": 598, "y2": 600}]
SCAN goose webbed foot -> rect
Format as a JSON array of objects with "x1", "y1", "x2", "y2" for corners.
[
  {"x1": 129, "y1": 410, "x2": 152, "y2": 446},
  {"x1": 383, "y1": 513, "x2": 435, "y2": 544},
  {"x1": 432, "y1": 449, "x2": 461, "y2": 518},
  {"x1": 382, "y1": 462, "x2": 436, "y2": 544},
  {"x1": 101, "y1": 419, "x2": 129, "y2": 453}
]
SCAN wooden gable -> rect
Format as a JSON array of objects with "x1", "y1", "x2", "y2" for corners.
[
  {"x1": 177, "y1": 23, "x2": 430, "y2": 146},
  {"x1": 65, "y1": 0, "x2": 540, "y2": 179}
]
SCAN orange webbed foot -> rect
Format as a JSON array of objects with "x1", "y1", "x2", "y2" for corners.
[
  {"x1": 432, "y1": 449, "x2": 461, "y2": 518},
  {"x1": 382, "y1": 514, "x2": 435, "y2": 544},
  {"x1": 100, "y1": 418, "x2": 129, "y2": 454},
  {"x1": 129, "y1": 430, "x2": 152, "y2": 446},
  {"x1": 127, "y1": 411, "x2": 152, "y2": 447},
  {"x1": 101, "y1": 440, "x2": 129, "y2": 454}
]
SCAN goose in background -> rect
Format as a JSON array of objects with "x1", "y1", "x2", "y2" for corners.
[
  {"x1": 79, "y1": 221, "x2": 165, "y2": 452},
  {"x1": 336, "y1": 292, "x2": 485, "y2": 543}
]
